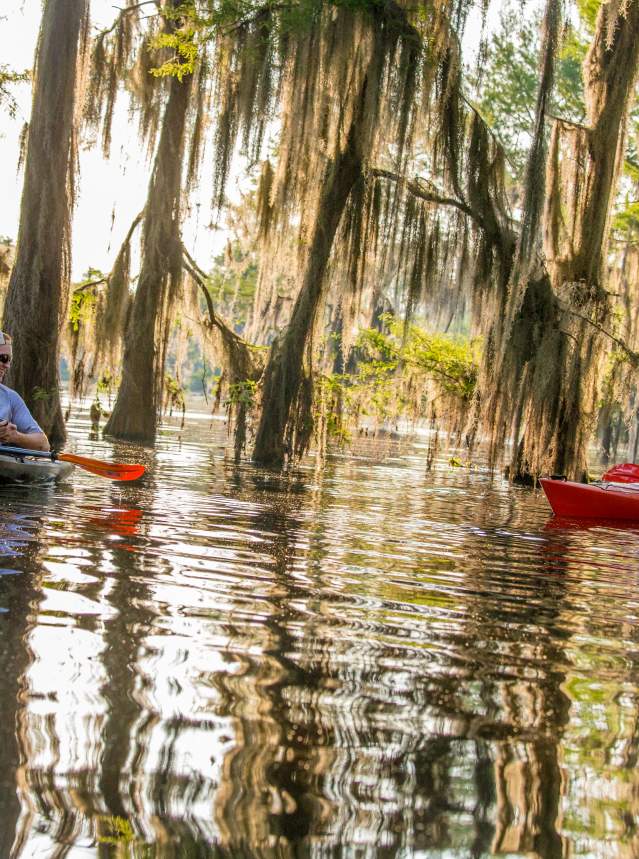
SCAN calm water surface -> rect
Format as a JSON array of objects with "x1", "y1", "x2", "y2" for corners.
[{"x1": 1, "y1": 406, "x2": 639, "y2": 858}]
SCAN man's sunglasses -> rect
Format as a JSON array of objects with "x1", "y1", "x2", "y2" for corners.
[{"x1": 0, "y1": 354, "x2": 12, "y2": 365}]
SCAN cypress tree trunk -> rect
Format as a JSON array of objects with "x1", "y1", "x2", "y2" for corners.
[
  {"x1": 508, "y1": 0, "x2": 639, "y2": 482},
  {"x1": 546, "y1": 0, "x2": 639, "y2": 289},
  {"x1": 3, "y1": 0, "x2": 89, "y2": 445},
  {"x1": 251, "y1": 18, "x2": 392, "y2": 468},
  {"x1": 103, "y1": 71, "x2": 191, "y2": 443},
  {"x1": 245, "y1": 2, "x2": 419, "y2": 466},
  {"x1": 252, "y1": 142, "x2": 363, "y2": 465}
]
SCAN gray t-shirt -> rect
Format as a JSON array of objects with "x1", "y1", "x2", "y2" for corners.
[{"x1": 0, "y1": 384, "x2": 43, "y2": 434}]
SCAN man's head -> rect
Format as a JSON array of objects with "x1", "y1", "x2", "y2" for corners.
[{"x1": 0, "y1": 332, "x2": 13, "y2": 383}]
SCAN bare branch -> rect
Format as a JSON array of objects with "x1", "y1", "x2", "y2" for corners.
[{"x1": 96, "y1": 0, "x2": 158, "y2": 39}]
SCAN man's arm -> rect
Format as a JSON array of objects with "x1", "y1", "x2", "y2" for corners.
[
  {"x1": 0, "y1": 421, "x2": 50, "y2": 451},
  {"x1": 0, "y1": 391, "x2": 51, "y2": 451}
]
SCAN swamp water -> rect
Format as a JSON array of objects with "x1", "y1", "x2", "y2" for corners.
[{"x1": 1, "y1": 405, "x2": 639, "y2": 858}]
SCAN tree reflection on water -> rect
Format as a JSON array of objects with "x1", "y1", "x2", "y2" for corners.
[{"x1": 1, "y1": 426, "x2": 639, "y2": 856}]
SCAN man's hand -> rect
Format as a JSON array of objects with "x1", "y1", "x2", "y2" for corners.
[
  {"x1": 0, "y1": 420, "x2": 18, "y2": 445},
  {"x1": 0, "y1": 421, "x2": 49, "y2": 451}
]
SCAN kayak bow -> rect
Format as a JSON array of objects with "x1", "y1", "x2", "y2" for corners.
[
  {"x1": 0, "y1": 453, "x2": 74, "y2": 484},
  {"x1": 540, "y1": 477, "x2": 639, "y2": 519}
]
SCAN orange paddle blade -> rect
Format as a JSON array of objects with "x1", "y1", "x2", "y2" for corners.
[{"x1": 57, "y1": 453, "x2": 145, "y2": 481}]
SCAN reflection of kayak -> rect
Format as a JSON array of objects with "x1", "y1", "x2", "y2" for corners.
[
  {"x1": 540, "y1": 477, "x2": 639, "y2": 519},
  {"x1": 544, "y1": 515, "x2": 639, "y2": 531},
  {"x1": 89, "y1": 508, "x2": 142, "y2": 537},
  {"x1": 0, "y1": 454, "x2": 74, "y2": 485}
]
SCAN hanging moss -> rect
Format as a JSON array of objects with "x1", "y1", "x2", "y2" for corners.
[{"x1": 84, "y1": 0, "x2": 144, "y2": 156}]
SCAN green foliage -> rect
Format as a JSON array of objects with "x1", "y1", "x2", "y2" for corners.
[
  {"x1": 555, "y1": 30, "x2": 588, "y2": 119},
  {"x1": 613, "y1": 200, "x2": 639, "y2": 233},
  {"x1": 316, "y1": 374, "x2": 353, "y2": 444},
  {"x1": 164, "y1": 374, "x2": 186, "y2": 413},
  {"x1": 315, "y1": 321, "x2": 480, "y2": 446},
  {"x1": 575, "y1": 0, "x2": 601, "y2": 32},
  {"x1": 149, "y1": 0, "x2": 390, "y2": 77},
  {"x1": 31, "y1": 386, "x2": 60, "y2": 402},
  {"x1": 401, "y1": 327, "x2": 479, "y2": 401},
  {"x1": 356, "y1": 326, "x2": 400, "y2": 365},
  {"x1": 624, "y1": 156, "x2": 639, "y2": 184},
  {"x1": 69, "y1": 269, "x2": 106, "y2": 332},
  {"x1": 357, "y1": 318, "x2": 480, "y2": 402},
  {"x1": 69, "y1": 290, "x2": 97, "y2": 332},
  {"x1": 149, "y1": 28, "x2": 199, "y2": 80},
  {"x1": 96, "y1": 814, "x2": 136, "y2": 846},
  {"x1": 0, "y1": 65, "x2": 29, "y2": 119},
  {"x1": 96, "y1": 371, "x2": 115, "y2": 396},
  {"x1": 448, "y1": 455, "x2": 472, "y2": 468},
  {"x1": 225, "y1": 378, "x2": 258, "y2": 408}
]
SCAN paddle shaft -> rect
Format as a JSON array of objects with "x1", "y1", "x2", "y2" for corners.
[
  {"x1": 0, "y1": 445, "x2": 54, "y2": 460},
  {"x1": 0, "y1": 445, "x2": 145, "y2": 481}
]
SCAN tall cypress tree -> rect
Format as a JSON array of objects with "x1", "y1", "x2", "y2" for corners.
[{"x1": 4, "y1": 0, "x2": 90, "y2": 444}]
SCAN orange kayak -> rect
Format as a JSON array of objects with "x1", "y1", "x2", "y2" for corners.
[{"x1": 540, "y1": 477, "x2": 639, "y2": 519}]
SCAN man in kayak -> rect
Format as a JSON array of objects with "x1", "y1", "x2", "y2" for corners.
[{"x1": 0, "y1": 331, "x2": 49, "y2": 451}]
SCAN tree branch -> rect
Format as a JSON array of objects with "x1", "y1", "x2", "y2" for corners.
[
  {"x1": 180, "y1": 243, "x2": 262, "y2": 381},
  {"x1": 545, "y1": 112, "x2": 590, "y2": 132},
  {"x1": 73, "y1": 278, "x2": 108, "y2": 294},
  {"x1": 122, "y1": 208, "x2": 145, "y2": 245},
  {"x1": 182, "y1": 255, "x2": 216, "y2": 326},
  {"x1": 97, "y1": 1, "x2": 159, "y2": 39},
  {"x1": 371, "y1": 167, "x2": 481, "y2": 225},
  {"x1": 221, "y1": 3, "x2": 293, "y2": 35},
  {"x1": 72, "y1": 210, "x2": 144, "y2": 295},
  {"x1": 460, "y1": 93, "x2": 519, "y2": 176},
  {"x1": 558, "y1": 301, "x2": 639, "y2": 366}
]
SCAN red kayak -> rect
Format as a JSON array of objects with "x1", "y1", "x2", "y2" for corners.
[{"x1": 540, "y1": 477, "x2": 639, "y2": 519}]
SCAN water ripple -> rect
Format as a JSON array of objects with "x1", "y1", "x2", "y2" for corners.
[{"x1": 0, "y1": 412, "x2": 638, "y2": 856}]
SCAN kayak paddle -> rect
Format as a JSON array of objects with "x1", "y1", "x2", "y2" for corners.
[{"x1": 0, "y1": 445, "x2": 145, "y2": 481}]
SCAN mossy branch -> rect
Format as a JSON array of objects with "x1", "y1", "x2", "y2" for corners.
[
  {"x1": 181, "y1": 243, "x2": 263, "y2": 380},
  {"x1": 221, "y1": 3, "x2": 292, "y2": 35},
  {"x1": 558, "y1": 300, "x2": 639, "y2": 367},
  {"x1": 72, "y1": 210, "x2": 144, "y2": 295},
  {"x1": 73, "y1": 277, "x2": 108, "y2": 293},
  {"x1": 370, "y1": 167, "x2": 482, "y2": 228},
  {"x1": 545, "y1": 112, "x2": 590, "y2": 132},
  {"x1": 460, "y1": 93, "x2": 519, "y2": 176},
  {"x1": 121, "y1": 208, "x2": 145, "y2": 245}
]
